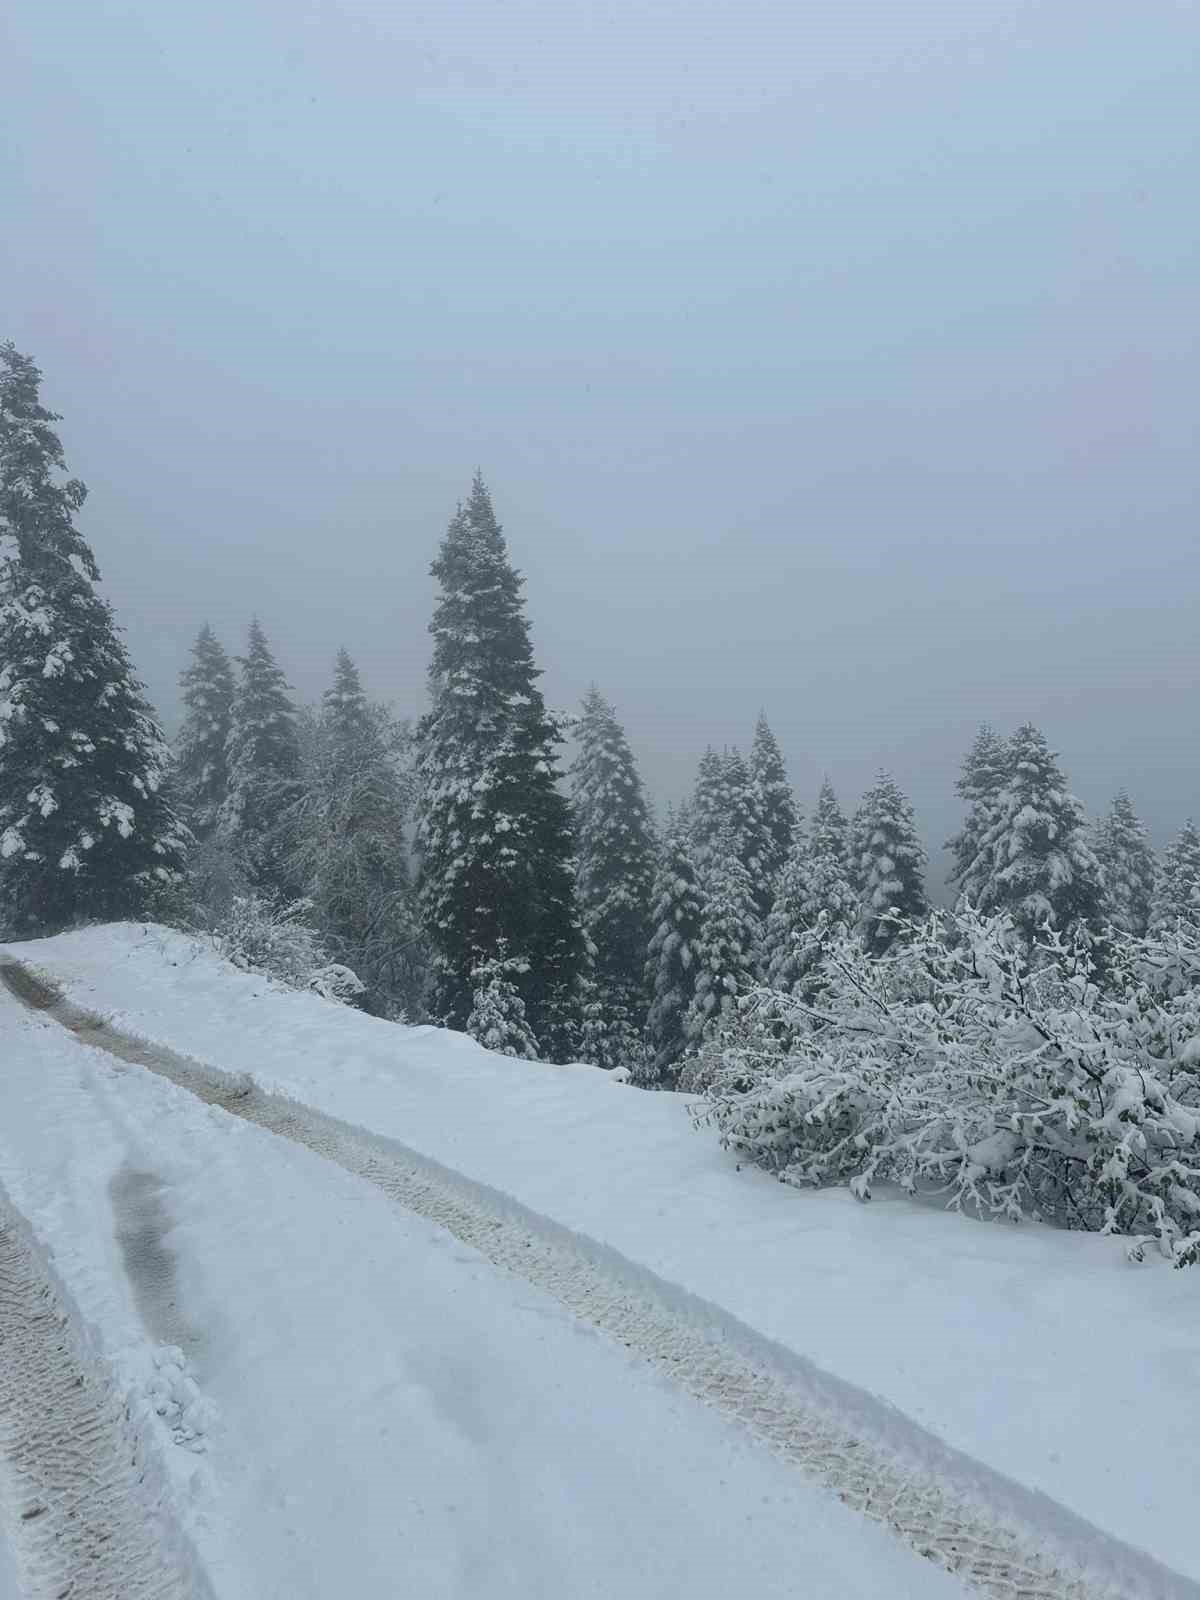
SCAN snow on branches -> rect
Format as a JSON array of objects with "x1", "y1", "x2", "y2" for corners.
[{"x1": 695, "y1": 907, "x2": 1200, "y2": 1266}]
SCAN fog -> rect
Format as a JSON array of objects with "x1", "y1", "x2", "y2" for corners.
[{"x1": 5, "y1": 0, "x2": 1198, "y2": 875}]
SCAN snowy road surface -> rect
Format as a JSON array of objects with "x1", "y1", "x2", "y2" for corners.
[{"x1": 0, "y1": 969, "x2": 961, "y2": 1599}]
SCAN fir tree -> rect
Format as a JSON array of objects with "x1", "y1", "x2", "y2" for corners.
[
  {"x1": 684, "y1": 829, "x2": 763, "y2": 1045},
  {"x1": 850, "y1": 771, "x2": 929, "y2": 954},
  {"x1": 415, "y1": 474, "x2": 584, "y2": 1055},
  {"x1": 466, "y1": 948, "x2": 540, "y2": 1059},
  {"x1": 174, "y1": 624, "x2": 235, "y2": 840},
  {"x1": 570, "y1": 687, "x2": 656, "y2": 1069},
  {"x1": 1093, "y1": 791, "x2": 1156, "y2": 936},
  {"x1": 643, "y1": 827, "x2": 706, "y2": 1084},
  {"x1": 974, "y1": 723, "x2": 1103, "y2": 943},
  {"x1": 287, "y1": 649, "x2": 421, "y2": 1016},
  {"x1": 221, "y1": 618, "x2": 303, "y2": 895},
  {"x1": 1152, "y1": 821, "x2": 1200, "y2": 932},
  {"x1": 0, "y1": 343, "x2": 187, "y2": 934},
  {"x1": 748, "y1": 712, "x2": 796, "y2": 899},
  {"x1": 810, "y1": 778, "x2": 850, "y2": 872},
  {"x1": 946, "y1": 724, "x2": 1009, "y2": 905},
  {"x1": 764, "y1": 825, "x2": 859, "y2": 996},
  {"x1": 690, "y1": 746, "x2": 726, "y2": 865},
  {"x1": 690, "y1": 743, "x2": 767, "y2": 891}
]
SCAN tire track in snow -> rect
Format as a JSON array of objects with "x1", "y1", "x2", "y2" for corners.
[
  {"x1": 0, "y1": 1193, "x2": 200, "y2": 1600},
  {"x1": 2, "y1": 956, "x2": 1191, "y2": 1600}
]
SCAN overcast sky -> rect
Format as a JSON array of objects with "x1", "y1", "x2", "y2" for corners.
[{"x1": 5, "y1": 0, "x2": 1198, "y2": 876}]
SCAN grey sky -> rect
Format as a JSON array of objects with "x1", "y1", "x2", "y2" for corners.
[{"x1": 5, "y1": 0, "x2": 1198, "y2": 875}]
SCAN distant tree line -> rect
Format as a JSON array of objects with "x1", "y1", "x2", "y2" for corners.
[{"x1": 3, "y1": 340, "x2": 1199, "y2": 1063}]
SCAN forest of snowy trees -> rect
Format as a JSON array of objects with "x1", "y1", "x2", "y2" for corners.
[{"x1": 3, "y1": 342, "x2": 1199, "y2": 1263}]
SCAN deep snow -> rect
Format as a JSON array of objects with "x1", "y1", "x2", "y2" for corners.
[{"x1": 0, "y1": 959, "x2": 959, "y2": 1599}]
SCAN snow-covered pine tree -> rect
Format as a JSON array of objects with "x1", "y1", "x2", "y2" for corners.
[
  {"x1": 570, "y1": 687, "x2": 656, "y2": 1070},
  {"x1": 690, "y1": 746, "x2": 726, "y2": 865},
  {"x1": 415, "y1": 474, "x2": 585, "y2": 1056},
  {"x1": 684, "y1": 829, "x2": 763, "y2": 1045},
  {"x1": 174, "y1": 624, "x2": 235, "y2": 840},
  {"x1": 810, "y1": 777, "x2": 850, "y2": 873},
  {"x1": 974, "y1": 723, "x2": 1103, "y2": 944},
  {"x1": 850, "y1": 771, "x2": 929, "y2": 955},
  {"x1": 690, "y1": 744, "x2": 768, "y2": 890},
  {"x1": 287, "y1": 648, "x2": 422, "y2": 1016},
  {"x1": 1093, "y1": 791, "x2": 1156, "y2": 936},
  {"x1": 764, "y1": 824, "x2": 859, "y2": 995},
  {"x1": 466, "y1": 948, "x2": 541, "y2": 1060},
  {"x1": 946, "y1": 724, "x2": 1009, "y2": 905},
  {"x1": 221, "y1": 618, "x2": 304, "y2": 896},
  {"x1": 748, "y1": 712, "x2": 796, "y2": 901},
  {"x1": 643, "y1": 826, "x2": 706, "y2": 1084},
  {"x1": 1152, "y1": 821, "x2": 1200, "y2": 932},
  {"x1": 0, "y1": 343, "x2": 187, "y2": 934}
]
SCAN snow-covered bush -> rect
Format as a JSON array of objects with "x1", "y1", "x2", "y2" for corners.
[
  {"x1": 695, "y1": 908, "x2": 1200, "y2": 1266},
  {"x1": 466, "y1": 950, "x2": 541, "y2": 1059},
  {"x1": 212, "y1": 894, "x2": 364, "y2": 1004}
]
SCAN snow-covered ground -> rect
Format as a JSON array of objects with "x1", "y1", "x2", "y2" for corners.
[
  {"x1": 0, "y1": 944, "x2": 963, "y2": 1599},
  {"x1": 2, "y1": 922, "x2": 1198, "y2": 1597}
]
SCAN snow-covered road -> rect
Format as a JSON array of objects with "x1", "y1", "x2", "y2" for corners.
[{"x1": 0, "y1": 963, "x2": 964, "y2": 1600}]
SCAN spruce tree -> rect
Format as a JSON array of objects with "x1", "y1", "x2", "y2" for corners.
[
  {"x1": 175, "y1": 624, "x2": 235, "y2": 840},
  {"x1": 690, "y1": 746, "x2": 726, "y2": 865},
  {"x1": 946, "y1": 724, "x2": 1009, "y2": 905},
  {"x1": 288, "y1": 649, "x2": 421, "y2": 1016},
  {"x1": 1152, "y1": 821, "x2": 1200, "y2": 932},
  {"x1": 221, "y1": 618, "x2": 303, "y2": 896},
  {"x1": 1093, "y1": 791, "x2": 1156, "y2": 936},
  {"x1": 974, "y1": 723, "x2": 1103, "y2": 943},
  {"x1": 811, "y1": 778, "x2": 850, "y2": 872},
  {"x1": 415, "y1": 474, "x2": 584, "y2": 1055},
  {"x1": 0, "y1": 343, "x2": 187, "y2": 934},
  {"x1": 764, "y1": 825, "x2": 859, "y2": 996},
  {"x1": 850, "y1": 771, "x2": 929, "y2": 954},
  {"x1": 748, "y1": 712, "x2": 796, "y2": 898},
  {"x1": 643, "y1": 826, "x2": 706, "y2": 1084},
  {"x1": 684, "y1": 829, "x2": 763, "y2": 1045},
  {"x1": 466, "y1": 949, "x2": 541, "y2": 1060},
  {"x1": 570, "y1": 687, "x2": 656, "y2": 1069}
]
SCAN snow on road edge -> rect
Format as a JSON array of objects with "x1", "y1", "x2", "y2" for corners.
[{"x1": 0, "y1": 1179, "x2": 213, "y2": 1600}]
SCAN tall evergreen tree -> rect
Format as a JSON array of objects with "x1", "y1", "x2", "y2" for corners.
[
  {"x1": 974, "y1": 723, "x2": 1103, "y2": 943},
  {"x1": 570, "y1": 687, "x2": 656, "y2": 1069},
  {"x1": 175, "y1": 624, "x2": 235, "y2": 840},
  {"x1": 643, "y1": 827, "x2": 706, "y2": 1084},
  {"x1": 415, "y1": 474, "x2": 584, "y2": 1055},
  {"x1": 1093, "y1": 791, "x2": 1156, "y2": 936},
  {"x1": 684, "y1": 829, "x2": 763, "y2": 1045},
  {"x1": 850, "y1": 771, "x2": 929, "y2": 954},
  {"x1": 810, "y1": 777, "x2": 850, "y2": 871},
  {"x1": 764, "y1": 824, "x2": 859, "y2": 995},
  {"x1": 287, "y1": 649, "x2": 421, "y2": 1016},
  {"x1": 946, "y1": 724, "x2": 1009, "y2": 905},
  {"x1": 748, "y1": 713, "x2": 796, "y2": 897},
  {"x1": 0, "y1": 343, "x2": 187, "y2": 933},
  {"x1": 1152, "y1": 821, "x2": 1200, "y2": 932},
  {"x1": 221, "y1": 618, "x2": 303, "y2": 896},
  {"x1": 690, "y1": 746, "x2": 726, "y2": 865}
]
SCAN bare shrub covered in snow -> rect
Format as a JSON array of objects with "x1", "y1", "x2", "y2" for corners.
[
  {"x1": 695, "y1": 907, "x2": 1200, "y2": 1265},
  {"x1": 212, "y1": 894, "x2": 365, "y2": 1004}
]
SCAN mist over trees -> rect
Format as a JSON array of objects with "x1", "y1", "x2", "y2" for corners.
[{"x1": 3, "y1": 342, "x2": 1198, "y2": 1258}]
